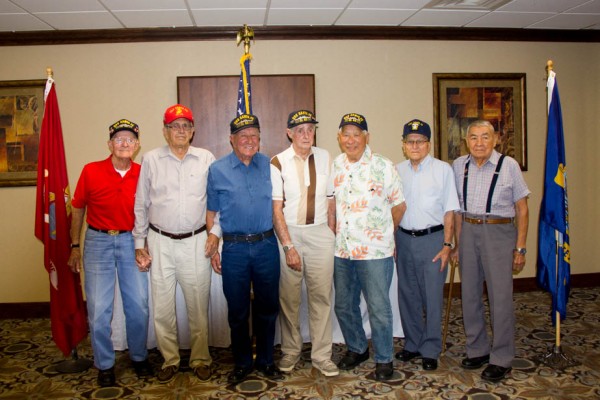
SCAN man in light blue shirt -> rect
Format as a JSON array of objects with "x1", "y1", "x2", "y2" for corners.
[
  {"x1": 395, "y1": 119, "x2": 459, "y2": 371},
  {"x1": 206, "y1": 114, "x2": 281, "y2": 384}
]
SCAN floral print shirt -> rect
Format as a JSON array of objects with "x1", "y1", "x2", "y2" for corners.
[{"x1": 332, "y1": 145, "x2": 405, "y2": 260}]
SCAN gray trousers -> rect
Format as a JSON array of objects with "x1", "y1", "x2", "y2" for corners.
[
  {"x1": 395, "y1": 229, "x2": 447, "y2": 359},
  {"x1": 459, "y1": 221, "x2": 516, "y2": 368}
]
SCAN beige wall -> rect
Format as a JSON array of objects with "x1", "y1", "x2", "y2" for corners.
[{"x1": 0, "y1": 39, "x2": 598, "y2": 303}]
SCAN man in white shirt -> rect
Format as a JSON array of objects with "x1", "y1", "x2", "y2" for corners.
[
  {"x1": 271, "y1": 110, "x2": 338, "y2": 377},
  {"x1": 133, "y1": 104, "x2": 217, "y2": 383}
]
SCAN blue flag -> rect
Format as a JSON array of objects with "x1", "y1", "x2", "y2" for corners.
[
  {"x1": 237, "y1": 53, "x2": 252, "y2": 116},
  {"x1": 537, "y1": 71, "x2": 571, "y2": 325}
]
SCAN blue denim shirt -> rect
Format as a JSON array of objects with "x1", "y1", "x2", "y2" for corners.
[{"x1": 207, "y1": 151, "x2": 273, "y2": 234}]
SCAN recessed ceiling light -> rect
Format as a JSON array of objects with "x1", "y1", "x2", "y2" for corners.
[{"x1": 425, "y1": 0, "x2": 511, "y2": 11}]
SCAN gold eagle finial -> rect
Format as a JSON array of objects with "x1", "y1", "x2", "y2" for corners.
[{"x1": 236, "y1": 24, "x2": 254, "y2": 55}]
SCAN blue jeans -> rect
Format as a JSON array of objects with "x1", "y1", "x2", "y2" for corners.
[
  {"x1": 334, "y1": 256, "x2": 394, "y2": 363},
  {"x1": 84, "y1": 229, "x2": 149, "y2": 370},
  {"x1": 221, "y1": 235, "x2": 280, "y2": 369}
]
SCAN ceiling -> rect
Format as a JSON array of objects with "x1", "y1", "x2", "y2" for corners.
[{"x1": 0, "y1": 0, "x2": 599, "y2": 33}]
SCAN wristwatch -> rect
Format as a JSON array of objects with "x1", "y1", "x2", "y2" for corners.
[
  {"x1": 514, "y1": 247, "x2": 527, "y2": 255},
  {"x1": 443, "y1": 242, "x2": 454, "y2": 249},
  {"x1": 282, "y1": 244, "x2": 294, "y2": 253},
  {"x1": 70, "y1": 243, "x2": 80, "y2": 249}
]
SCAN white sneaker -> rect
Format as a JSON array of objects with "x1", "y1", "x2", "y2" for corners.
[
  {"x1": 313, "y1": 359, "x2": 340, "y2": 377},
  {"x1": 278, "y1": 354, "x2": 301, "y2": 372}
]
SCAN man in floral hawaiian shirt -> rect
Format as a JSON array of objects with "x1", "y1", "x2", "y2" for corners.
[{"x1": 331, "y1": 113, "x2": 406, "y2": 381}]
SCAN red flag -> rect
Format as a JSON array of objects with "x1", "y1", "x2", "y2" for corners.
[{"x1": 34, "y1": 78, "x2": 87, "y2": 356}]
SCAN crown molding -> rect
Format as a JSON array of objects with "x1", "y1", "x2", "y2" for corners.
[{"x1": 1, "y1": 26, "x2": 598, "y2": 46}]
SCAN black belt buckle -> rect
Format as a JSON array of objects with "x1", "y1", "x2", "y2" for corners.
[
  {"x1": 149, "y1": 223, "x2": 206, "y2": 240},
  {"x1": 401, "y1": 224, "x2": 443, "y2": 237},
  {"x1": 223, "y1": 229, "x2": 273, "y2": 243}
]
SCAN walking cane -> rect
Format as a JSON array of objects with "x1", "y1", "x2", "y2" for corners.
[{"x1": 441, "y1": 259, "x2": 457, "y2": 354}]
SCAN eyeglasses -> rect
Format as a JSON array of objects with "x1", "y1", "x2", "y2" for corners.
[
  {"x1": 404, "y1": 140, "x2": 429, "y2": 147},
  {"x1": 166, "y1": 123, "x2": 193, "y2": 132},
  {"x1": 112, "y1": 137, "x2": 137, "y2": 145}
]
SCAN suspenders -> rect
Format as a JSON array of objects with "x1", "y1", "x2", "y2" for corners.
[{"x1": 462, "y1": 154, "x2": 506, "y2": 214}]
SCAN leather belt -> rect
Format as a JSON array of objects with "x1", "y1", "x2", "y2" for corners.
[
  {"x1": 400, "y1": 224, "x2": 443, "y2": 237},
  {"x1": 463, "y1": 216, "x2": 513, "y2": 225},
  {"x1": 149, "y1": 223, "x2": 206, "y2": 240},
  {"x1": 223, "y1": 229, "x2": 274, "y2": 243},
  {"x1": 88, "y1": 225, "x2": 128, "y2": 236}
]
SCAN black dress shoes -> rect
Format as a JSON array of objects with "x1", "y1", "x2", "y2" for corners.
[
  {"x1": 422, "y1": 358, "x2": 438, "y2": 371},
  {"x1": 132, "y1": 359, "x2": 153, "y2": 377},
  {"x1": 97, "y1": 367, "x2": 116, "y2": 387},
  {"x1": 461, "y1": 354, "x2": 490, "y2": 369},
  {"x1": 374, "y1": 362, "x2": 394, "y2": 381},
  {"x1": 256, "y1": 364, "x2": 283, "y2": 380},
  {"x1": 482, "y1": 364, "x2": 512, "y2": 382},
  {"x1": 228, "y1": 366, "x2": 253, "y2": 384},
  {"x1": 395, "y1": 349, "x2": 421, "y2": 362},
  {"x1": 337, "y1": 349, "x2": 369, "y2": 370}
]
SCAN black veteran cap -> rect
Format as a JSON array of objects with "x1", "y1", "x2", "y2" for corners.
[
  {"x1": 339, "y1": 113, "x2": 368, "y2": 131},
  {"x1": 109, "y1": 119, "x2": 139, "y2": 138},
  {"x1": 230, "y1": 114, "x2": 260, "y2": 134},
  {"x1": 403, "y1": 119, "x2": 431, "y2": 140},
  {"x1": 287, "y1": 110, "x2": 318, "y2": 129}
]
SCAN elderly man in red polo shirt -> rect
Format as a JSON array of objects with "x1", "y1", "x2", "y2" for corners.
[{"x1": 68, "y1": 119, "x2": 152, "y2": 387}]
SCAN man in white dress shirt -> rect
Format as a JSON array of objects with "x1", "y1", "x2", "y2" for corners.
[{"x1": 133, "y1": 104, "x2": 217, "y2": 383}]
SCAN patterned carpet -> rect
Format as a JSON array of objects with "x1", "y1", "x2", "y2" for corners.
[{"x1": 1, "y1": 287, "x2": 599, "y2": 399}]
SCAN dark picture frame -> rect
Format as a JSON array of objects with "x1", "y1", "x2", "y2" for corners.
[
  {"x1": 0, "y1": 79, "x2": 45, "y2": 187},
  {"x1": 433, "y1": 73, "x2": 527, "y2": 170}
]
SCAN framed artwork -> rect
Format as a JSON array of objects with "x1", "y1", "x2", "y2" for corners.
[
  {"x1": 0, "y1": 79, "x2": 45, "y2": 187},
  {"x1": 433, "y1": 73, "x2": 527, "y2": 170}
]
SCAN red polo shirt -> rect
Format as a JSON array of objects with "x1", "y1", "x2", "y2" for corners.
[{"x1": 72, "y1": 156, "x2": 141, "y2": 231}]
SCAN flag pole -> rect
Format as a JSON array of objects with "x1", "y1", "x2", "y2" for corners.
[
  {"x1": 41, "y1": 67, "x2": 92, "y2": 373},
  {"x1": 537, "y1": 60, "x2": 578, "y2": 370},
  {"x1": 235, "y1": 25, "x2": 254, "y2": 116}
]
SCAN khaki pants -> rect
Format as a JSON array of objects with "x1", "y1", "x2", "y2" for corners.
[
  {"x1": 278, "y1": 223, "x2": 335, "y2": 363},
  {"x1": 148, "y1": 229, "x2": 212, "y2": 369}
]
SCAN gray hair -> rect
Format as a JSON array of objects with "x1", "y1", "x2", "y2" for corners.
[
  {"x1": 465, "y1": 120, "x2": 495, "y2": 137},
  {"x1": 337, "y1": 127, "x2": 368, "y2": 135}
]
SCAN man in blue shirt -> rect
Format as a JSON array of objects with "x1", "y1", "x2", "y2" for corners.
[
  {"x1": 395, "y1": 119, "x2": 459, "y2": 371},
  {"x1": 205, "y1": 114, "x2": 282, "y2": 384}
]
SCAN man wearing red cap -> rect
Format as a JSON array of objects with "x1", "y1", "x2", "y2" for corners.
[
  {"x1": 69, "y1": 119, "x2": 152, "y2": 387},
  {"x1": 133, "y1": 104, "x2": 217, "y2": 383}
]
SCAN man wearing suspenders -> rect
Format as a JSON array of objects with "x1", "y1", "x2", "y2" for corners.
[{"x1": 451, "y1": 120, "x2": 530, "y2": 382}]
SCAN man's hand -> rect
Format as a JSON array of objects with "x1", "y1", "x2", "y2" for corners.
[
  {"x1": 433, "y1": 246, "x2": 452, "y2": 272},
  {"x1": 285, "y1": 247, "x2": 302, "y2": 271},
  {"x1": 211, "y1": 252, "x2": 222, "y2": 274},
  {"x1": 67, "y1": 248, "x2": 82, "y2": 273},
  {"x1": 450, "y1": 247, "x2": 459, "y2": 264},
  {"x1": 205, "y1": 233, "x2": 220, "y2": 258},
  {"x1": 512, "y1": 251, "x2": 526, "y2": 274},
  {"x1": 135, "y1": 248, "x2": 152, "y2": 272}
]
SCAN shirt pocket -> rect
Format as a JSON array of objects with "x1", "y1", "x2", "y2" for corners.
[{"x1": 315, "y1": 173, "x2": 329, "y2": 197}]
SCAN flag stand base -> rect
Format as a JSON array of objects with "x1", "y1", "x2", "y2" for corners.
[
  {"x1": 538, "y1": 345, "x2": 579, "y2": 370},
  {"x1": 55, "y1": 349, "x2": 93, "y2": 373}
]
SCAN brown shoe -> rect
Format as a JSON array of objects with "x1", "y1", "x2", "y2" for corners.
[
  {"x1": 157, "y1": 365, "x2": 178, "y2": 383},
  {"x1": 193, "y1": 364, "x2": 212, "y2": 381}
]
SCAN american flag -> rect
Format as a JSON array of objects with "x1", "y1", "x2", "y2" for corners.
[{"x1": 237, "y1": 53, "x2": 252, "y2": 116}]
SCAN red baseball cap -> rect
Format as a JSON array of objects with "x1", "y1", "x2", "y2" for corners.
[{"x1": 163, "y1": 104, "x2": 194, "y2": 125}]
